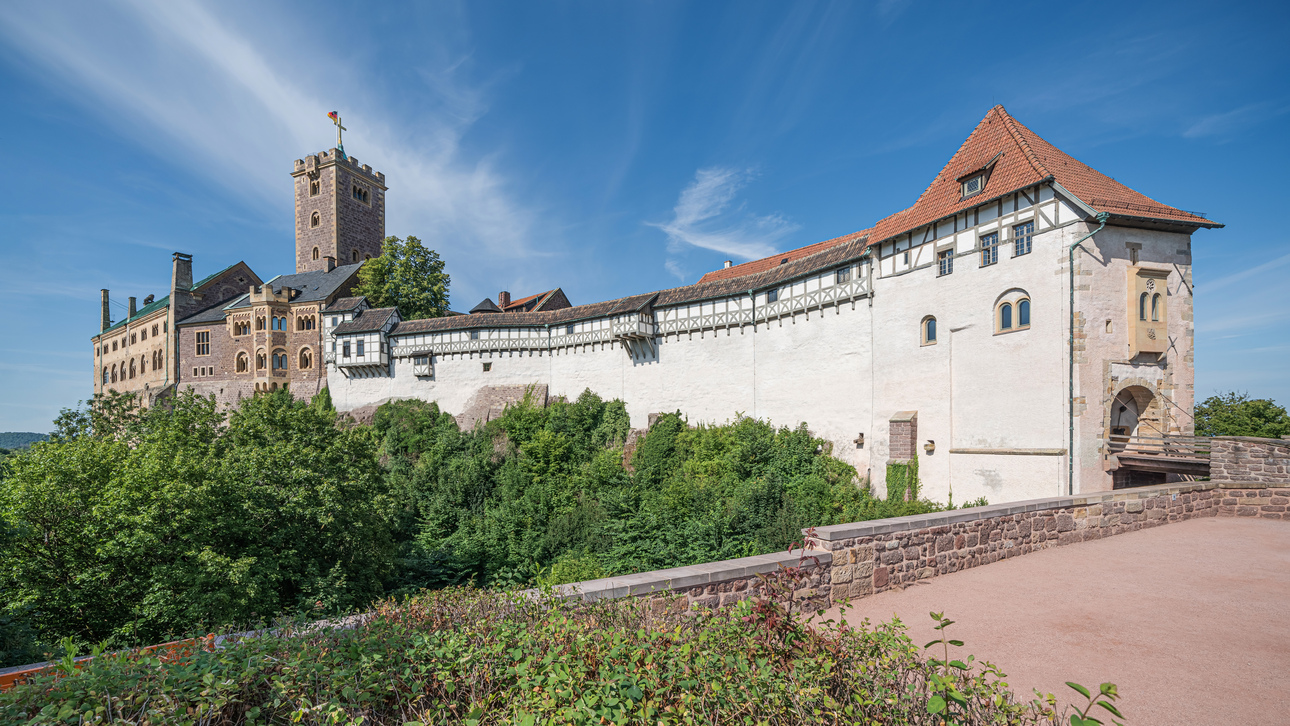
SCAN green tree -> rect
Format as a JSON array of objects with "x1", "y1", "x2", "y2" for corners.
[
  {"x1": 0, "y1": 390, "x2": 393, "y2": 654},
  {"x1": 355, "y1": 235, "x2": 451, "y2": 320},
  {"x1": 1195, "y1": 392, "x2": 1290, "y2": 438}
]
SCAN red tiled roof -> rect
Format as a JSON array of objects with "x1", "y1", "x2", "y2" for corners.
[
  {"x1": 502, "y1": 290, "x2": 547, "y2": 311},
  {"x1": 700, "y1": 105, "x2": 1219, "y2": 283},
  {"x1": 698, "y1": 229, "x2": 871, "y2": 284}
]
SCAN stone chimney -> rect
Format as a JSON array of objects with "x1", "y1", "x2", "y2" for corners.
[
  {"x1": 128, "y1": 296, "x2": 137, "y2": 319},
  {"x1": 171, "y1": 252, "x2": 196, "y2": 319},
  {"x1": 498, "y1": 291, "x2": 511, "y2": 308},
  {"x1": 325, "y1": 256, "x2": 336, "y2": 272},
  {"x1": 724, "y1": 260, "x2": 732, "y2": 268},
  {"x1": 101, "y1": 289, "x2": 111, "y2": 332}
]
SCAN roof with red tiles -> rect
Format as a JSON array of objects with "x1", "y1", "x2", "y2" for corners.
[
  {"x1": 502, "y1": 288, "x2": 572, "y2": 313},
  {"x1": 700, "y1": 105, "x2": 1219, "y2": 284}
]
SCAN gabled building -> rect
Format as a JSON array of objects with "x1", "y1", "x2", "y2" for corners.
[{"x1": 324, "y1": 106, "x2": 1221, "y2": 500}]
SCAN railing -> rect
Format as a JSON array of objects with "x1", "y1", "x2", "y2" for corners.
[{"x1": 1108, "y1": 434, "x2": 1211, "y2": 460}]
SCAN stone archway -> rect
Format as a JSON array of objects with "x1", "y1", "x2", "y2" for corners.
[{"x1": 1106, "y1": 384, "x2": 1164, "y2": 452}]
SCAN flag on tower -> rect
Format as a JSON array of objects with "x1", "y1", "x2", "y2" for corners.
[{"x1": 328, "y1": 111, "x2": 339, "y2": 122}]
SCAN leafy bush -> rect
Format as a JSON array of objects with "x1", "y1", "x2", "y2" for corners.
[{"x1": 0, "y1": 584, "x2": 1079, "y2": 725}]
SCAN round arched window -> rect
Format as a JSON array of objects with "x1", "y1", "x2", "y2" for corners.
[
  {"x1": 312, "y1": 247, "x2": 320, "y2": 260},
  {"x1": 921, "y1": 316, "x2": 937, "y2": 346},
  {"x1": 310, "y1": 211, "x2": 320, "y2": 228},
  {"x1": 299, "y1": 348, "x2": 312, "y2": 370}
]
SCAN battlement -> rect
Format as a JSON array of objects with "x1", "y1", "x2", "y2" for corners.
[{"x1": 292, "y1": 149, "x2": 386, "y2": 187}]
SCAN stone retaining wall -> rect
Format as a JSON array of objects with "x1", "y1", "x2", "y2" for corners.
[
  {"x1": 1210, "y1": 437, "x2": 1290, "y2": 483},
  {"x1": 556, "y1": 481, "x2": 1285, "y2": 611}
]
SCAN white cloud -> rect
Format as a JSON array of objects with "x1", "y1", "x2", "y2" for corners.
[
  {"x1": 649, "y1": 167, "x2": 798, "y2": 279},
  {"x1": 0, "y1": 0, "x2": 541, "y2": 271},
  {"x1": 1183, "y1": 103, "x2": 1289, "y2": 139},
  {"x1": 1201, "y1": 250, "x2": 1290, "y2": 293}
]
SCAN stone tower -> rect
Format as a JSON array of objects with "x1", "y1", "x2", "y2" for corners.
[{"x1": 291, "y1": 149, "x2": 387, "y2": 273}]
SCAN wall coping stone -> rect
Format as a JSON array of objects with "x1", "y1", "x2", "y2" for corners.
[
  {"x1": 947, "y1": 448, "x2": 1067, "y2": 456},
  {"x1": 552, "y1": 546, "x2": 831, "y2": 601},
  {"x1": 811, "y1": 481, "x2": 1261, "y2": 541},
  {"x1": 1212, "y1": 437, "x2": 1290, "y2": 445}
]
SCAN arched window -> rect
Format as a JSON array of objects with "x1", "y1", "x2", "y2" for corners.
[
  {"x1": 1151, "y1": 293, "x2": 1160, "y2": 322},
  {"x1": 1139, "y1": 293, "x2": 1148, "y2": 321},
  {"x1": 256, "y1": 351, "x2": 266, "y2": 370},
  {"x1": 272, "y1": 350, "x2": 287, "y2": 370},
  {"x1": 299, "y1": 348, "x2": 312, "y2": 370},
  {"x1": 129, "y1": 359, "x2": 136, "y2": 379},
  {"x1": 922, "y1": 316, "x2": 937, "y2": 346},
  {"x1": 236, "y1": 352, "x2": 248, "y2": 373},
  {"x1": 352, "y1": 250, "x2": 359, "y2": 262},
  {"x1": 102, "y1": 367, "x2": 108, "y2": 385},
  {"x1": 131, "y1": 333, "x2": 137, "y2": 345},
  {"x1": 111, "y1": 365, "x2": 117, "y2": 383},
  {"x1": 1019, "y1": 299, "x2": 1031, "y2": 328},
  {"x1": 999, "y1": 303, "x2": 1013, "y2": 331},
  {"x1": 152, "y1": 324, "x2": 159, "y2": 336},
  {"x1": 312, "y1": 247, "x2": 320, "y2": 260},
  {"x1": 310, "y1": 211, "x2": 320, "y2": 228},
  {"x1": 141, "y1": 354, "x2": 148, "y2": 372}
]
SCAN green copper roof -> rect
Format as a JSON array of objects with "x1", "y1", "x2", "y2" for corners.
[{"x1": 98, "y1": 262, "x2": 245, "y2": 336}]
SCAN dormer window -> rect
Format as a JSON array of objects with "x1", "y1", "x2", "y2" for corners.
[{"x1": 961, "y1": 174, "x2": 984, "y2": 198}]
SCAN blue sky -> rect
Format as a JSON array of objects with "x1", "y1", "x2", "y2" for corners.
[{"x1": 0, "y1": 0, "x2": 1286, "y2": 432}]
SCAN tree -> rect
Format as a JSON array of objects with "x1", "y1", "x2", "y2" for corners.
[
  {"x1": 1195, "y1": 392, "x2": 1290, "y2": 439},
  {"x1": 355, "y1": 235, "x2": 451, "y2": 320}
]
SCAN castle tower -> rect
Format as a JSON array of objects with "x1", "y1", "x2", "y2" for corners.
[{"x1": 291, "y1": 149, "x2": 387, "y2": 273}]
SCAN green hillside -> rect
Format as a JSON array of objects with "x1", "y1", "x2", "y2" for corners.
[{"x1": 0, "y1": 432, "x2": 46, "y2": 450}]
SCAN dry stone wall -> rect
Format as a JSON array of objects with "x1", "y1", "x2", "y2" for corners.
[
  {"x1": 1209, "y1": 437, "x2": 1290, "y2": 484},
  {"x1": 555, "y1": 480, "x2": 1285, "y2": 612}
]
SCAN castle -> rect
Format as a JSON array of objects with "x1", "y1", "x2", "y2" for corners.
[{"x1": 92, "y1": 106, "x2": 1221, "y2": 502}]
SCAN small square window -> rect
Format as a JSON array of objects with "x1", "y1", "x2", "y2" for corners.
[
  {"x1": 566, "y1": 324, "x2": 576, "y2": 335},
  {"x1": 482, "y1": 361, "x2": 492, "y2": 372},
  {"x1": 766, "y1": 288, "x2": 779, "y2": 303},
  {"x1": 836, "y1": 266, "x2": 851, "y2": 284},
  {"x1": 938, "y1": 249, "x2": 954, "y2": 277},
  {"x1": 470, "y1": 330, "x2": 480, "y2": 340},
  {"x1": 961, "y1": 175, "x2": 983, "y2": 198}
]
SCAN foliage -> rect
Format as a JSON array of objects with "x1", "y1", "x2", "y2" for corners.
[
  {"x1": 0, "y1": 584, "x2": 1087, "y2": 725},
  {"x1": 887, "y1": 455, "x2": 920, "y2": 502},
  {"x1": 354, "y1": 235, "x2": 451, "y2": 320},
  {"x1": 1195, "y1": 391, "x2": 1290, "y2": 439},
  {"x1": 374, "y1": 396, "x2": 946, "y2": 591},
  {"x1": 0, "y1": 390, "x2": 393, "y2": 660}
]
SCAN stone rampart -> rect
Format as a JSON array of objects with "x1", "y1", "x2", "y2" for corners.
[
  {"x1": 555, "y1": 481, "x2": 1286, "y2": 611},
  {"x1": 1209, "y1": 436, "x2": 1290, "y2": 483}
]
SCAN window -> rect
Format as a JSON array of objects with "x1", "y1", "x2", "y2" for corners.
[
  {"x1": 256, "y1": 316, "x2": 265, "y2": 331},
  {"x1": 352, "y1": 184, "x2": 370, "y2": 204},
  {"x1": 193, "y1": 367, "x2": 198, "y2": 377},
  {"x1": 343, "y1": 341, "x2": 351, "y2": 357},
  {"x1": 980, "y1": 232, "x2": 999, "y2": 267},
  {"x1": 129, "y1": 359, "x2": 136, "y2": 379},
  {"x1": 236, "y1": 352, "x2": 248, "y2": 373},
  {"x1": 142, "y1": 354, "x2": 148, "y2": 372},
  {"x1": 102, "y1": 367, "x2": 108, "y2": 384},
  {"x1": 272, "y1": 351, "x2": 287, "y2": 370},
  {"x1": 1139, "y1": 293, "x2": 1148, "y2": 321},
  {"x1": 309, "y1": 179, "x2": 320, "y2": 196},
  {"x1": 922, "y1": 316, "x2": 937, "y2": 346},
  {"x1": 256, "y1": 351, "x2": 266, "y2": 370},
  {"x1": 961, "y1": 174, "x2": 984, "y2": 198},
  {"x1": 163, "y1": 321, "x2": 167, "y2": 333},
  {"x1": 1151, "y1": 293, "x2": 1161, "y2": 322},
  {"x1": 482, "y1": 361, "x2": 492, "y2": 372},
  {"x1": 903, "y1": 250, "x2": 910, "y2": 265},
  {"x1": 766, "y1": 288, "x2": 779, "y2": 303},
  {"x1": 566, "y1": 324, "x2": 576, "y2": 335},
  {"x1": 131, "y1": 334, "x2": 137, "y2": 344},
  {"x1": 1019, "y1": 299, "x2": 1030, "y2": 327},
  {"x1": 299, "y1": 349, "x2": 312, "y2": 369},
  {"x1": 331, "y1": 316, "x2": 338, "y2": 326},
  {"x1": 195, "y1": 330, "x2": 210, "y2": 356},
  {"x1": 1013, "y1": 221, "x2": 1033, "y2": 257},
  {"x1": 356, "y1": 340, "x2": 365, "y2": 356},
  {"x1": 152, "y1": 324, "x2": 159, "y2": 336},
  {"x1": 112, "y1": 341, "x2": 118, "y2": 351},
  {"x1": 470, "y1": 330, "x2": 480, "y2": 340},
  {"x1": 141, "y1": 328, "x2": 147, "y2": 341},
  {"x1": 353, "y1": 250, "x2": 359, "y2": 262},
  {"x1": 938, "y1": 249, "x2": 954, "y2": 276},
  {"x1": 836, "y1": 266, "x2": 851, "y2": 284},
  {"x1": 999, "y1": 303, "x2": 1013, "y2": 331},
  {"x1": 312, "y1": 247, "x2": 320, "y2": 261},
  {"x1": 995, "y1": 294, "x2": 1031, "y2": 334},
  {"x1": 310, "y1": 211, "x2": 320, "y2": 228}
]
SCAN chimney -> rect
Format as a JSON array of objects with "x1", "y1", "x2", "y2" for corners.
[
  {"x1": 171, "y1": 252, "x2": 195, "y2": 318},
  {"x1": 101, "y1": 289, "x2": 111, "y2": 332},
  {"x1": 325, "y1": 255, "x2": 336, "y2": 272},
  {"x1": 723, "y1": 260, "x2": 732, "y2": 269},
  {"x1": 128, "y1": 296, "x2": 137, "y2": 319},
  {"x1": 498, "y1": 291, "x2": 511, "y2": 308}
]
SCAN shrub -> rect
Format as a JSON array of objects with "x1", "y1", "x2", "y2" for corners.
[{"x1": 0, "y1": 585, "x2": 1078, "y2": 725}]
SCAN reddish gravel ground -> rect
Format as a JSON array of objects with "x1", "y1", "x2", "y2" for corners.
[{"x1": 821, "y1": 516, "x2": 1290, "y2": 725}]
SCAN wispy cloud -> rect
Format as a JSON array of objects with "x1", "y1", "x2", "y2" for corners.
[
  {"x1": 649, "y1": 167, "x2": 798, "y2": 279},
  {"x1": 1184, "y1": 103, "x2": 1290, "y2": 139},
  {"x1": 1202, "y1": 250, "x2": 1290, "y2": 293},
  {"x1": 0, "y1": 0, "x2": 542, "y2": 270}
]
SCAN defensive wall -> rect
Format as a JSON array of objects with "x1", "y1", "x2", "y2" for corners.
[{"x1": 553, "y1": 439, "x2": 1289, "y2": 613}]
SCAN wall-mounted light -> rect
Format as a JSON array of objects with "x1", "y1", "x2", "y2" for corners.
[
  {"x1": 853, "y1": 433, "x2": 865, "y2": 449},
  {"x1": 924, "y1": 440, "x2": 935, "y2": 454}
]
